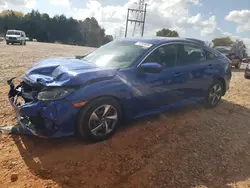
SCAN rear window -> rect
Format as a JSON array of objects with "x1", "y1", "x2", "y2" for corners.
[{"x1": 7, "y1": 31, "x2": 21, "y2": 35}]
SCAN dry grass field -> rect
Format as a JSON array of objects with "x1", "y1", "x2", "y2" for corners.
[{"x1": 0, "y1": 41, "x2": 250, "y2": 188}]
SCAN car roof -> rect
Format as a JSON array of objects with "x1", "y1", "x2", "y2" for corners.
[
  {"x1": 120, "y1": 37, "x2": 207, "y2": 46},
  {"x1": 7, "y1": 30, "x2": 24, "y2": 32}
]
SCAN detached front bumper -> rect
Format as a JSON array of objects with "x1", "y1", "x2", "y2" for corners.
[{"x1": 3, "y1": 78, "x2": 78, "y2": 138}]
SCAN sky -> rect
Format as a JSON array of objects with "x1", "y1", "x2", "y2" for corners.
[{"x1": 0, "y1": 0, "x2": 249, "y2": 52}]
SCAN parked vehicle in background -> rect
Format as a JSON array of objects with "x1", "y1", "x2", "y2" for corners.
[
  {"x1": 242, "y1": 58, "x2": 250, "y2": 64},
  {"x1": 245, "y1": 62, "x2": 250, "y2": 79},
  {"x1": 214, "y1": 46, "x2": 241, "y2": 69},
  {"x1": 214, "y1": 46, "x2": 231, "y2": 58},
  {"x1": 6, "y1": 37, "x2": 232, "y2": 141},
  {"x1": 5, "y1": 30, "x2": 26, "y2": 45}
]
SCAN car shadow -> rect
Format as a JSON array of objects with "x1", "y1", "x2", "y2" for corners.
[{"x1": 10, "y1": 99, "x2": 250, "y2": 188}]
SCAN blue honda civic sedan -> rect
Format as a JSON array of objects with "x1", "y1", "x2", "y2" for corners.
[{"x1": 6, "y1": 37, "x2": 232, "y2": 141}]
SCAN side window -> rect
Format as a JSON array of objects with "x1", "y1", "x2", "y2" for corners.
[
  {"x1": 144, "y1": 44, "x2": 177, "y2": 68},
  {"x1": 178, "y1": 44, "x2": 206, "y2": 65},
  {"x1": 206, "y1": 51, "x2": 216, "y2": 60}
]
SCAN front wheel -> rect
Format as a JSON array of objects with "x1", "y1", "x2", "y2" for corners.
[
  {"x1": 204, "y1": 80, "x2": 223, "y2": 108},
  {"x1": 76, "y1": 97, "x2": 122, "y2": 142}
]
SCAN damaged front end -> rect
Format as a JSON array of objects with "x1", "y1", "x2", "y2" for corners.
[{"x1": 2, "y1": 77, "x2": 77, "y2": 138}]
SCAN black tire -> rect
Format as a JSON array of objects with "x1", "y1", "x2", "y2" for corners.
[
  {"x1": 76, "y1": 97, "x2": 122, "y2": 142},
  {"x1": 6, "y1": 42, "x2": 9, "y2": 45},
  {"x1": 20, "y1": 41, "x2": 23, "y2": 45},
  {"x1": 204, "y1": 79, "x2": 224, "y2": 108},
  {"x1": 24, "y1": 41, "x2": 26, "y2": 45}
]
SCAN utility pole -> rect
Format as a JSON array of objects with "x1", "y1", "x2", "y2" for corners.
[
  {"x1": 125, "y1": 1, "x2": 147, "y2": 37},
  {"x1": 141, "y1": 3, "x2": 147, "y2": 36}
]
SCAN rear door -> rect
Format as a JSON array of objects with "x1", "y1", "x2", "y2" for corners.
[{"x1": 175, "y1": 43, "x2": 215, "y2": 100}]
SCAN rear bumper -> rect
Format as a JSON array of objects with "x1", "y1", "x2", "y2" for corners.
[{"x1": 6, "y1": 78, "x2": 77, "y2": 138}]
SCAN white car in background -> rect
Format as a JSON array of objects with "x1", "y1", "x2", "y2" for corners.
[{"x1": 5, "y1": 30, "x2": 27, "y2": 45}]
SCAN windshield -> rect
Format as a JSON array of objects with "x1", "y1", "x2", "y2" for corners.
[
  {"x1": 82, "y1": 40, "x2": 153, "y2": 68},
  {"x1": 215, "y1": 47, "x2": 230, "y2": 54},
  {"x1": 7, "y1": 31, "x2": 21, "y2": 35}
]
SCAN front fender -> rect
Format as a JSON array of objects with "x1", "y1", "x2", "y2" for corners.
[{"x1": 66, "y1": 77, "x2": 137, "y2": 119}]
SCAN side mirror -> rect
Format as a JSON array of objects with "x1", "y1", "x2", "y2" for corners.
[{"x1": 138, "y1": 62, "x2": 163, "y2": 73}]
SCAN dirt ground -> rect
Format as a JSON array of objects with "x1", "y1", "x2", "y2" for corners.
[{"x1": 0, "y1": 41, "x2": 250, "y2": 188}]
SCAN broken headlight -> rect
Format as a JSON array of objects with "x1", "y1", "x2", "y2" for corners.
[{"x1": 37, "y1": 87, "x2": 75, "y2": 101}]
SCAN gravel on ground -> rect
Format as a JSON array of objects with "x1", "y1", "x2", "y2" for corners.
[{"x1": 0, "y1": 41, "x2": 250, "y2": 188}]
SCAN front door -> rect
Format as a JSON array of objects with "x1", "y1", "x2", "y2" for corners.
[{"x1": 132, "y1": 44, "x2": 186, "y2": 113}]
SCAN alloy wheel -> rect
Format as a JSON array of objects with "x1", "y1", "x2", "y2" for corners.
[
  {"x1": 88, "y1": 104, "x2": 118, "y2": 136},
  {"x1": 208, "y1": 84, "x2": 222, "y2": 105}
]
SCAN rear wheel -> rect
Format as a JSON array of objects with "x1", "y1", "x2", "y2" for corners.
[
  {"x1": 76, "y1": 97, "x2": 122, "y2": 142},
  {"x1": 6, "y1": 42, "x2": 9, "y2": 45},
  {"x1": 204, "y1": 80, "x2": 223, "y2": 108}
]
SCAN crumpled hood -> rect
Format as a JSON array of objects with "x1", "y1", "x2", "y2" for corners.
[{"x1": 23, "y1": 57, "x2": 118, "y2": 86}]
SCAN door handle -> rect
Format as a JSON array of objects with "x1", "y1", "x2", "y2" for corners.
[
  {"x1": 208, "y1": 64, "x2": 213, "y2": 69},
  {"x1": 174, "y1": 72, "x2": 183, "y2": 76}
]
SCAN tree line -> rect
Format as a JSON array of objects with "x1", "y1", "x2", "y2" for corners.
[
  {"x1": 0, "y1": 10, "x2": 248, "y2": 57},
  {"x1": 0, "y1": 10, "x2": 113, "y2": 47}
]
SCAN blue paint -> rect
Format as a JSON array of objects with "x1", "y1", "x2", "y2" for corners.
[{"x1": 8, "y1": 37, "x2": 232, "y2": 138}]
